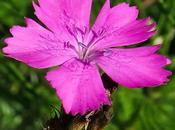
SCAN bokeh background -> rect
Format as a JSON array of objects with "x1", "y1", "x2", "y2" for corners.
[{"x1": 0, "y1": 0, "x2": 174, "y2": 130}]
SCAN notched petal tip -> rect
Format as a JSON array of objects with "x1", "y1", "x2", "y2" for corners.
[
  {"x1": 24, "y1": 17, "x2": 34, "y2": 27},
  {"x1": 2, "y1": 47, "x2": 8, "y2": 54},
  {"x1": 118, "y1": 2, "x2": 130, "y2": 7},
  {"x1": 159, "y1": 70, "x2": 172, "y2": 86},
  {"x1": 115, "y1": 2, "x2": 139, "y2": 14},
  {"x1": 2, "y1": 38, "x2": 13, "y2": 54},
  {"x1": 32, "y1": 1, "x2": 38, "y2": 7},
  {"x1": 153, "y1": 44, "x2": 161, "y2": 51},
  {"x1": 3, "y1": 37, "x2": 10, "y2": 44},
  {"x1": 152, "y1": 45, "x2": 172, "y2": 65},
  {"x1": 9, "y1": 26, "x2": 17, "y2": 35},
  {"x1": 9, "y1": 25, "x2": 24, "y2": 37},
  {"x1": 32, "y1": 1, "x2": 40, "y2": 14}
]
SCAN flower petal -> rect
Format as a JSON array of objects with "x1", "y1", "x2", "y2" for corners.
[
  {"x1": 46, "y1": 59, "x2": 110, "y2": 115},
  {"x1": 91, "y1": 2, "x2": 155, "y2": 49},
  {"x1": 96, "y1": 45, "x2": 172, "y2": 88},
  {"x1": 33, "y1": 0, "x2": 92, "y2": 32},
  {"x1": 94, "y1": 17, "x2": 156, "y2": 49},
  {"x1": 92, "y1": 2, "x2": 138, "y2": 32},
  {"x1": 3, "y1": 18, "x2": 75, "y2": 69}
]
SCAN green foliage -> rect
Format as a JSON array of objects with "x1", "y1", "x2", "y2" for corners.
[{"x1": 0, "y1": 0, "x2": 175, "y2": 130}]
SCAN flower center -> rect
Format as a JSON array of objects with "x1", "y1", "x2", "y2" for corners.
[
  {"x1": 65, "y1": 25, "x2": 110, "y2": 63},
  {"x1": 65, "y1": 26, "x2": 93, "y2": 62},
  {"x1": 77, "y1": 42, "x2": 88, "y2": 60}
]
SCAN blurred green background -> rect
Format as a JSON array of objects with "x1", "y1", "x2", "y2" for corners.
[{"x1": 0, "y1": 0, "x2": 174, "y2": 130}]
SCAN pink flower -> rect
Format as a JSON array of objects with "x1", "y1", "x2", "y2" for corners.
[{"x1": 3, "y1": 0, "x2": 171, "y2": 115}]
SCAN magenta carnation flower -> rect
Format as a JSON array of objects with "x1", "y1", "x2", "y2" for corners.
[{"x1": 3, "y1": 0, "x2": 171, "y2": 115}]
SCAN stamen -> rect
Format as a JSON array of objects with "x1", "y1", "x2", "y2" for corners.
[
  {"x1": 87, "y1": 30, "x2": 98, "y2": 47},
  {"x1": 78, "y1": 42, "x2": 87, "y2": 49}
]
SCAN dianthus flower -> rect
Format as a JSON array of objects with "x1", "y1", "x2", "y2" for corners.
[{"x1": 3, "y1": 0, "x2": 171, "y2": 115}]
